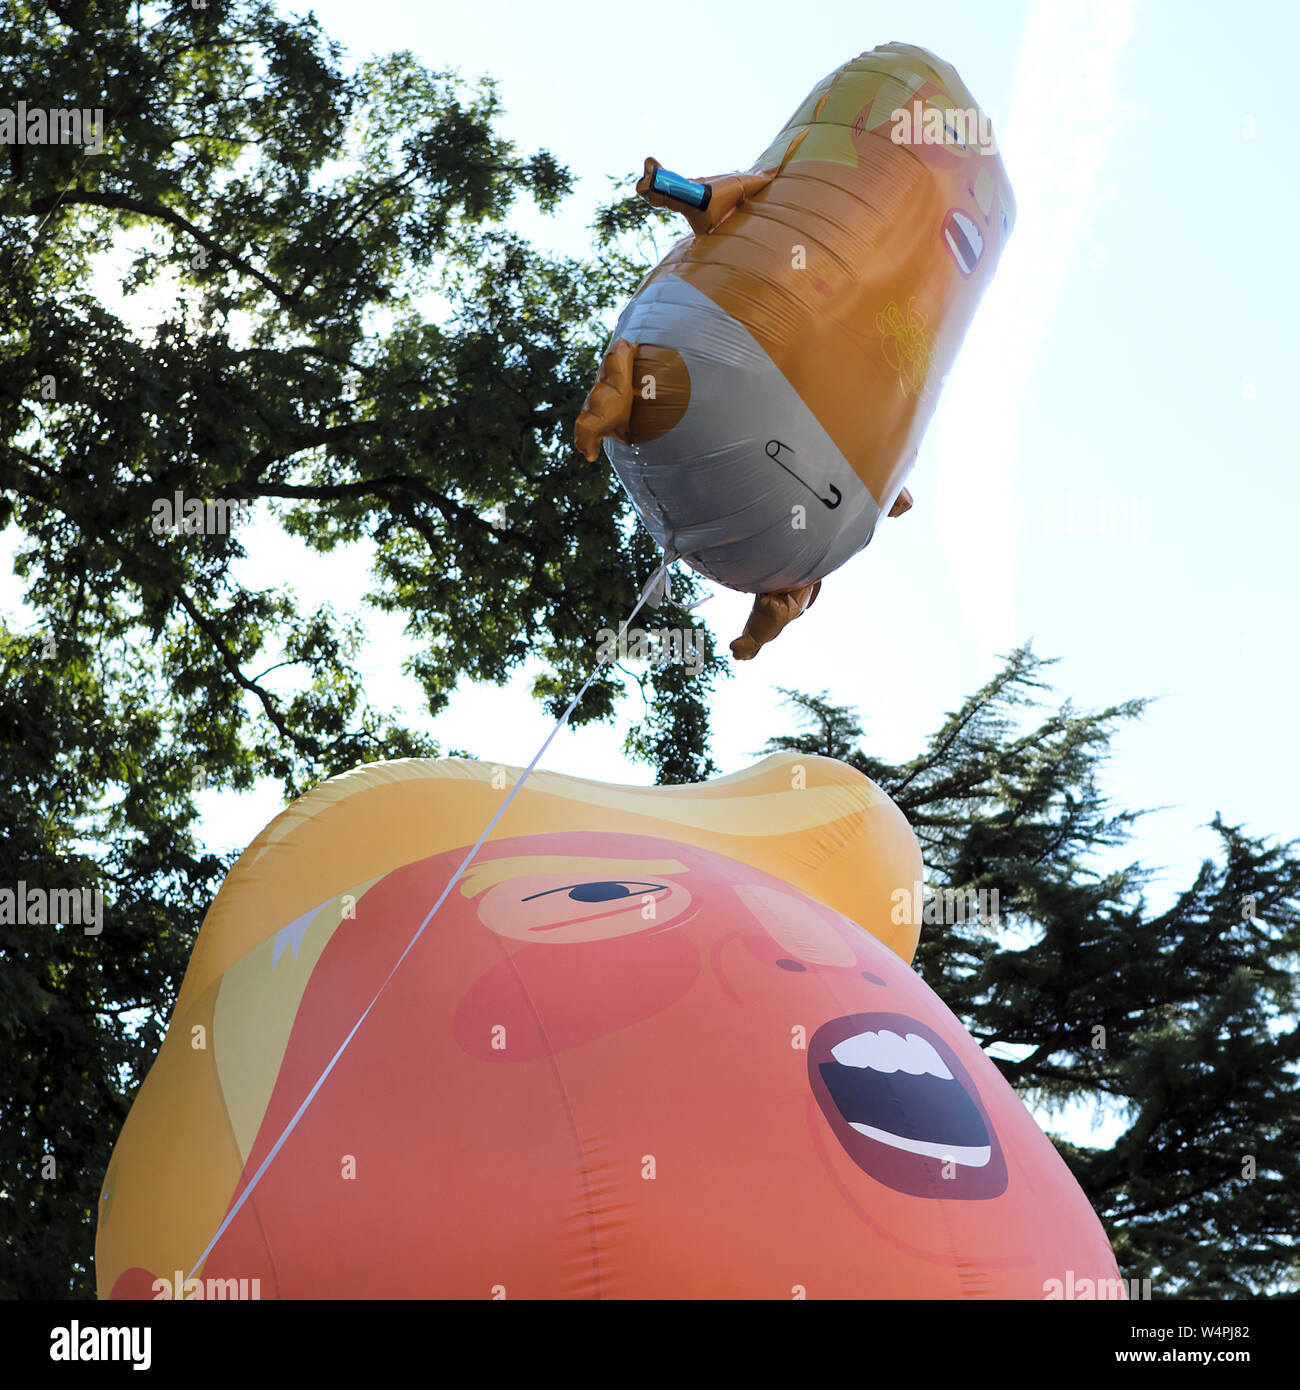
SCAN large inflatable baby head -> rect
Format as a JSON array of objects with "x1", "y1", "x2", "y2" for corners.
[{"x1": 97, "y1": 755, "x2": 1119, "y2": 1299}]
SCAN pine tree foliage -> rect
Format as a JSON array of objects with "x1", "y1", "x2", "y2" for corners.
[{"x1": 762, "y1": 648, "x2": 1299, "y2": 1298}]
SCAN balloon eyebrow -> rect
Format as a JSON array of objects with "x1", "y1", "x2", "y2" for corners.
[
  {"x1": 520, "y1": 881, "x2": 669, "y2": 902},
  {"x1": 459, "y1": 856, "x2": 689, "y2": 897}
]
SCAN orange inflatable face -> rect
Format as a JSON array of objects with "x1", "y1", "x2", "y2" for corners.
[
  {"x1": 863, "y1": 78, "x2": 1016, "y2": 286},
  {"x1": 98, "y1": 757, "x2": 1118, "y2": 1299},
  {"x1": 456, "y1": 833, "x2": 1012, "y2": 1207}
]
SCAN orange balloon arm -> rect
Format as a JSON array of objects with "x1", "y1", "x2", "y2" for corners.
[
  {"x1": 729, "y1": 580, "x2": 821, "y2": 661},
  {"x1": 889, "y1": 486, "x2": 914, "y2": 518},
  {"x1": 574, "y1": 337, "x2": 637, "y2": 461},
  {"x1": 636, "y1": 156, "x2": 773, "y2": 236}
]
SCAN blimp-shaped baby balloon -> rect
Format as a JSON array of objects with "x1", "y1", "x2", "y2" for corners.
[
  {"x1": 97, "y1": 755, "x2": 1120, "y2": 1300},
  {"x1": 576, "y1": 43, "x2": 1015, "y2": 659}
]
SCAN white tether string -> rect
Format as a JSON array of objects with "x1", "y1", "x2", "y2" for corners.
[{"x1": 186, "y1": 560, "x2": 672, "y2": 1280}]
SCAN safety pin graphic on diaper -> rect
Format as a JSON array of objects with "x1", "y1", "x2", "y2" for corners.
[{"x1": 765, "y1": 439, "x2": 842, "y2": 510}]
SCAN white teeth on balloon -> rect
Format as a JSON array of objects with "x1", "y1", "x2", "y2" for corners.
[
  {"x1": 829, "y1": 1029, "x2": 953, "y2": 1080},
  {"x1": 945, "y1": 209, "x2": 983, "y2": 274},
  {"x1": 847, "y1": 1122, "x2": 991, "y2": 1168}
]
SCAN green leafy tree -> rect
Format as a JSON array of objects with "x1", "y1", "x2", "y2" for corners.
[
  {"x1": 1, "y1": 0, "x2": 718, "y2": 1297},
  {"x1": 0, "y1": 624, "x2": 223, "y2": 1297},
  {"x1": 762, "y1": 647, "x2": 1300, "y2": 1298}
]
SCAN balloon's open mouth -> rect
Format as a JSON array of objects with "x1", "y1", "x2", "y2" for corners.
[
  {"x1": 809, "y1": 1011, "x2": 1008, "y2": 1199},
  {"x1": 943, "y1": 208, "x2": 983, "y2": 276}
]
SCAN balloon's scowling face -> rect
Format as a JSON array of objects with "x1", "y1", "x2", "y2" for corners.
[
  {"x1": 112, "y1": 828, "x2": 1110, "y2": 1299},
  {"x1": 454, "y1": 832, "x2": 1008, "y2": 1206}
]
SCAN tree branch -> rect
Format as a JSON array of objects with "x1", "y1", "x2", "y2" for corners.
[
  {"x1": 25, "y1": 191, "x2": 300, "y2": 308},
  {"x1": 172, "y1": 588, "x2": 306, "y2": 751}
]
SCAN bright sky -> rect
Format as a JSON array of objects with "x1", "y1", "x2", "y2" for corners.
[
  {"x1": 213, "y1": 0, "x2": 1296, "y2": 914},
  {"x1": 6, "y1": 1, "x2": 1296, "y2": 930}
]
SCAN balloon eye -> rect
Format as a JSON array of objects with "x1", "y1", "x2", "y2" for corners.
[
  {"x1": 567, "y1": 881, "x2": 633, "y2": 903},
  {"x1": 775, "y1": 958, "x2": 807, "y2": 972},
  {"x1": 521, "y1": 880, "x2": 670, "y2": 904}
]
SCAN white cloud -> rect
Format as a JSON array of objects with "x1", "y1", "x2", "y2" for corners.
[{"x1": 933, "y1": 0, "x2": 1141, "y2": 662}]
